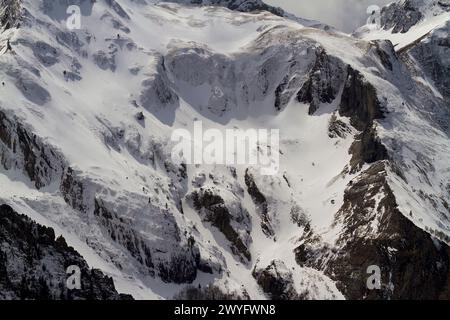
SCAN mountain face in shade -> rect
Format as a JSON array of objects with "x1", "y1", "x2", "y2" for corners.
[
  {"x1": 0, "y1": 0, "x2": 449, "y2": 300},
  {"x1": 0, "y1": 204, "x2": 133, "y2": 299}
]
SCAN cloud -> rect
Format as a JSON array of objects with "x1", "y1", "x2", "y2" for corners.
[{"x1": 265, "y1": 0, "x2": 393, "y2": 32}]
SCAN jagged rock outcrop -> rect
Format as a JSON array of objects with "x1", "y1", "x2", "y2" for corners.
[
  {"x1": 252, "y1": 260, "x2": 305, "y2": 300},
  {"x1": 244, "y1": 169, "x2": 274, "y2": 237},
  {"x1": 297, "y1": 48, "x2": 344, "y2": 114},
  {"x1": 328, "y1": 114, "x2": 352, "y2": 139},
  {"x1": 60, "y1": 167, "x2": 87, "y2": 212},
  {"x1": 1, "y1": 0, "x2": 450, "y2": 300},
  {"x1": 380, "y1": 0, "x2": 424, "y2": 33},
  {"x1": 174, "y1": 284, "x2": 247, "y2": 300},
  {"x1": 0, "y1": 111, "x2": 64, "y2": 189},
  {"x1": 0, "y1": 0, "x2": 22, "y2": 30},
  {"x1": 0, "y1": 204, "x2": 132, "y2": 300},
  {"x1": 189, "y1": 188, "x2": 251, "y2": 262},
  {"x1": 380, "y1": 0, "x2": 450, "y2": 33},
  {"x1": 295, "y1": 162, "x2": 450, "y2": 299}
]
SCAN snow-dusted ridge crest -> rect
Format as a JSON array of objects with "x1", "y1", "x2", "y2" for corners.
[{"x1": 0, "y1": 0, "x2": 449, "y2": 299}]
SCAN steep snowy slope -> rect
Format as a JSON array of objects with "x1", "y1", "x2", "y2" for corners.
[{"x1": 0, "y1": 0, "x2": 449, "y2": 300}]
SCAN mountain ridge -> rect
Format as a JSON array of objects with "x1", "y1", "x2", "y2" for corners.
[{"x1": 0, "y1": 0, "x2": 449, "y2": 300}]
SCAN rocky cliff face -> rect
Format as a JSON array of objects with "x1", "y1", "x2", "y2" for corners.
[
  {"x1": 252, "y1": 260, "x2": 306, "y2": 300},
  {"x1": 295, "y1": 162, "x2": 450, "y2": 299},
  {"x1": 407, "y1": 20, "x2": 450, "y2": 100},
  {"x1": 0, "y1": 204, "x2": 132, "y2": 300},
  {"x1": 297, "y1": 48, "x2": 344, "y2": 115},
  {"x1": 1, "y1": 0, "x2": 450, "y2": 300},
  {"x1": 381, "y1": 0, "x2": 424, "y2": 33},
  {"x1": 0, "y1": 110, "x2": 64, "y2": 189},
  {"x1": 0, "y1": 0, "x2": 21, "y2": 30},
  {"x1": 380, "y1": 0, "x2": 450, "y2": 33}
]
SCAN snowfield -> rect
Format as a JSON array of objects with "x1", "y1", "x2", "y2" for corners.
[{"x1": 0, "y1": 0, "x2": 449, "y2": 300}]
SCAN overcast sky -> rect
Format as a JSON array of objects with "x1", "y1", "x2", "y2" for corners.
[{"x1": 265, "y1": 0, "x2": 393, "y2": 32}]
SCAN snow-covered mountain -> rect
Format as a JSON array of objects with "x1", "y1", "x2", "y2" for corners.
[
  {"x1": 0, "y1": 0, "x2": 449, "y2": 300},
  {"x1": 0, "y1": 204, "x2": 132, "y2": 299}
]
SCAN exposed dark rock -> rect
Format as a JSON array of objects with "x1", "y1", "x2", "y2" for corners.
[
  {"x1": 439, "y1": 1, "x2": 450, "y2": 9},
  {"x1": 348, "y1": 126, "x2": 388, "y2": 173},
  {"x1": 141, "y1": 73, "x2": 178, "y2": 107},
  {"x1": 273, "y1": 55, "x2": 316, "y2": 113},
  {"x1": 244, "y1": 169, "x2": 274, "y2": 237},
  {"x1": 380, "y1": 0, "x2": 423, "y2": 33},
  {"x1": 328, "y1": 114, "x2": 352, "y2": 139},
  {"x1": 373, "y1": 40, "x2": 396, "y2": 71},
  {"x1": 157, "y1": 252, "x2": 200, "y2": 284},
  {"x1": 0, "y1": 204, "x2": 132, "y2": 300},
  {"x1": 173, "y1": 284, "x2": 247, "y2": 300},
  {"x1": 274, "y1": 74, "x2": 290, "y2": 111},
  {"x1": 339, "y1": 66, "x2": 384, "y2": 131},
  {"x1": 93, "y1": 50, "x2": 116, "y2": 72},
  {"x1": 63, "y1": 71, "x2": 82, "y2": 82},
  {"x1": 197, "y1": 258, "x2": 214, "y2": 274},
  {"x1": 0, "y1": 0, "x2": 22, "y2": 30},
  {"x1": 61, "y1": 167, "x2": 87, "y2": 213},
  {"x1": 135, "y1": 111, "x2": 145, "y2": 121},
  {"x1": 94, "y1": 199, "x2": 200, "y2": 284},
  {"x1": 190, "y1": 188, "x2": 251, "y2": 262},
  {"x1": 0, "y1": 111, "x2": 63, "y2": 189},
  {"x1": 93, "y1": 199, "x2": 155, "y2": 271},
  {"x1": 173, "y1": 0, "x2": 285, "y2": 17},
  {"x1": 252, "y1": 260, "x2": 305, "y2": 300},
  {"x1": 297, "y1": 48, "x2": 344, "y2": 114},
  {"x1": 290, "y1": 204, "x2": 311, "y2": 230},
  {"x1": 295, "y1": 162, "x2": 450, "y2": 300},
  {"x1": 338, "y1": 66, "x2": 387, "y2": 172},
  {"x1": 408, "y1": 24, "x2": 450, "y2": 101}
]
